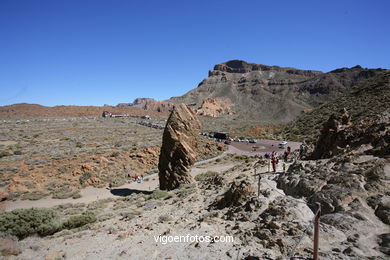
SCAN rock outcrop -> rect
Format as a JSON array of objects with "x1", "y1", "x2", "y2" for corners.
[
  {"x1": 117, "y1": 98, "x2": 157, "y2": 108},
  {"x1": 276, "y1": 108, "x2": 390, "y2": 259},
  {"x1": 310, "y1": 108, "x2": 352, "y2": 159},
  {"x1": 117, "y1": 98, "x2": 175, "y2": 113},
  {"x1": 310, "y1": 108, "x2": 390, "y2": 159},
  {"x1": 196, "y1": 97, "x2": 234, "y2": 117},
  {"x1": 158, "y1": 104, "x2": 201, "y2": 190},
  {"x1": 215, "y1": 179, "x2": 256, "y2": 209}
]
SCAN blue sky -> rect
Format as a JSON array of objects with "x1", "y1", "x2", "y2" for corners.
[{"x1": 0, "y1": 0, "x2": 389, "y2": 106}]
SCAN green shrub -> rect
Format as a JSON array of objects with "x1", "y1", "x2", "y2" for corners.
[
  {"x1": 110, "y1": 151, "x2": 120, "y2": 157},
  {"x1": 158, "y1": 215, "x2": 173, "y2": 223},
  {"x1": 0, "y1": 151, "x2": 11, "y2": 158},
  {"x1": 195, "y1": 171, "x2": 218, "y2": 182},
  {"x1": 175, "y1": 183, "x2": 197, "y2": 198},
  {"x1": 63, "y1": 211, "x2": 96, "y2": 230},
  {"x1": 21, "y1": 191, "x2": 48, "y2": 200},
  {"x1": 52, "y1": 187, "x2": 80, "y2": 199},
  {"x1": 0, "y1": 208, "x2": 62, "y2": 239},
  {"x1": 147, "y1": 189, "x2": 170, "y2": 200}
]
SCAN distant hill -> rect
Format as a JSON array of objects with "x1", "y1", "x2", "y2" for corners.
[
  {"x1": 0, "y1": 103, "x2": 167, "y2": 118},
  {"x1": 277, "y1": 71, "x2": 390, "y2": 144},
  {"x1": 168, "y1": 60, "x2": 386, "y2": 124}
]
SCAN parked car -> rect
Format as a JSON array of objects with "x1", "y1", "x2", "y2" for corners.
[
  {"x1": 279, "y1": 141, "x2": 288, "y2": 148},
  {"x1": 249, "y1": 139, "x2": 257, "y2": 143}
]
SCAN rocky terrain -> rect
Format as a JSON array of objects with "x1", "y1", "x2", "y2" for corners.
[
  {"x1": 117, "y1": 98, "x2": 175, "y2": 114},
  {"x1": 169, "y1": 60, "x2": 386, "y2": 124},
  {"x1": 0, "y1": 63, "x2": 389, "y2": 259},
  {"x1": 276, "y1": 107, "x2": 390, "y2": 259},
  {"x1": 0, "y1": 116, "x2": 223, "y2": 204},
  {"x1": 279, "y1": 71, "x2": 390, "y2": 144},
  {"x1": 196, "y1": 97, "x2": 234, "y2": 117}
]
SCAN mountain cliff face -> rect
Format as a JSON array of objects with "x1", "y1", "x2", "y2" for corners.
[
  {"x1": 168, "y1": 60, "x2": 386, "y2": 124},
  {"x1": 280, "y1": 71, "x2": 390, "y2": 144}
]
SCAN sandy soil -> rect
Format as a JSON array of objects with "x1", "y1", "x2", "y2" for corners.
[{"x1": 3, "y1": 150, "x2": 235, "y2": 211}]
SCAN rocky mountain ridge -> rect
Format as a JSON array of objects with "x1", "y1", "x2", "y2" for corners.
[
  {"x1": 279, "y1": 71, "x2": 390, "y2": 144},
  {"x1": 168, "y1": 60, "x2": 386, "y2": 123}
]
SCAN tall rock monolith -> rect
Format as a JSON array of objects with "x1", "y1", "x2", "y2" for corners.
[{"x1": 158, "y1": 104, "x2": 201, "y2": 190}]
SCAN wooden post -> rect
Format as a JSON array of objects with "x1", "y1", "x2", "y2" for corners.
[
  {"x1": 257, "y1": 169, "x2": 261, "y2": 197},
  {"x1": 313, "y1": 202, "x2": 321, "y2": 260},
  {"x1": 268, "y1": 159, "x2": 270, "y2": 172}
]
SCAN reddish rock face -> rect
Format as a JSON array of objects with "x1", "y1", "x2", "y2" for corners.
[
  {"x1": 196, "y1": 97, "x2": 234, "y2": 117},
  {"x1": 158, "y1": 104, "x2": 201, "y2": 190}
]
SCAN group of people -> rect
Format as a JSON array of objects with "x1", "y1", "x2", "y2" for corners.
[
  {"x1": 261, "y1": 143, "x2": 306, "y2": 173},
  {"x1": 263, "y1": 148, "x2": 291, "y2": 173}
]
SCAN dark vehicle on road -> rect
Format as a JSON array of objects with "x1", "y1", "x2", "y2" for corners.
[{"x1": 214, "y1": 132, "x2": 229, "y2": 140}]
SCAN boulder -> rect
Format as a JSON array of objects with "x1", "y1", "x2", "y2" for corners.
[
  {"x1": 158, "y1": 104, "x2": 201, "y2": 190},
  {"x1": 216, "y1": 180, "x2": 256, "y2": 209},
  {"x1": 311, "y1": 108, "x2": 352, "y2": 159},
  {"x1": 311, "y1": 109, "x2": 390, "y2": 159}
]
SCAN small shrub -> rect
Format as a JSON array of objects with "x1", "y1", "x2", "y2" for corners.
[
  {"x1": 21, "y1": 191, "x2": 48, "y2": 200},
  {"x1": 158, "y1": 214, "x2": 173, "y2": 223},
  {"x1": 119, "y1": 210, "x2": 141, "y2": 221},
  {"x1": 72, "y1": 192, "x2": 82, "y2": 199},
  {"x1": 147, "y1": 190, "x2": 169, "y2": 200},
  {"x1": 175, "y1": 183, "x2": 197, "y2": 198},
  {"x1": 13, "y1": 150, "x2": 22, "y2": 155},
  {"x1": 195, "y1": 171, "x2": 218, "y2": 182},
  {"x1": 79, "y1": 172, "x2": 92, "y2": 185},
  {"x1": 0, "y1": 208, "x2": 62, "y2": 239},
  {"x1": 0, "y1": 151, "x2": 11, "y2": 158},
  {"x1": 75, "y1": 142, "x2": 83, "y2": 148},
  {"x1": 110, "y1": 151, "x2": 120, "y2": 157},
  {"x1": 52, "y1": 187, "x2": 80, "y2": 200},
  {"x1": 63, "y1": 211, "x2": 96, "y2": 230}
]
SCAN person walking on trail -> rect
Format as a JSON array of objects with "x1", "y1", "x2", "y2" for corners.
[
  {"x1": 299, "y1": 143, "x2": 306, "y2": 159},
  {"x1": 283, "y1": 162, "x2": 286, "y2": 173},
  {"x1": 271, "y1": 157, "x2": 277, "y2": 172}
]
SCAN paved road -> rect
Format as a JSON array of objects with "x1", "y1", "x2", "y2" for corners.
[{"x1": 228, "y1": 139, "x2": 302, "y2": 157}]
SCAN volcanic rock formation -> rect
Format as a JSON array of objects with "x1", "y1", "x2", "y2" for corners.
[
  {"x1": 196, "y1": 97, "x2": 234, "y2": 117},
  {"x1": 169, "y1": 60, "x2": 386, "y2": 123},
  {"x1": 310, "y1": 108, "x2": 352, "y2": 159},
  {"x1": 277, "y1": 108, "x2": 390, "y2": 258},
  {"x1": 158, "y1": 104, "x2": 201, "y2": 190}
]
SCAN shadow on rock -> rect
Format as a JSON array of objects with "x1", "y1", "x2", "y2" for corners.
[{"x1": 110, "y1": 188, "x2": 152, "y2": 197}]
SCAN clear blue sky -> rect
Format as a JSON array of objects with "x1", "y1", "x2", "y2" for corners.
[{"x1": 0, "y1": 0, "x2": 389, "y2": 106}]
